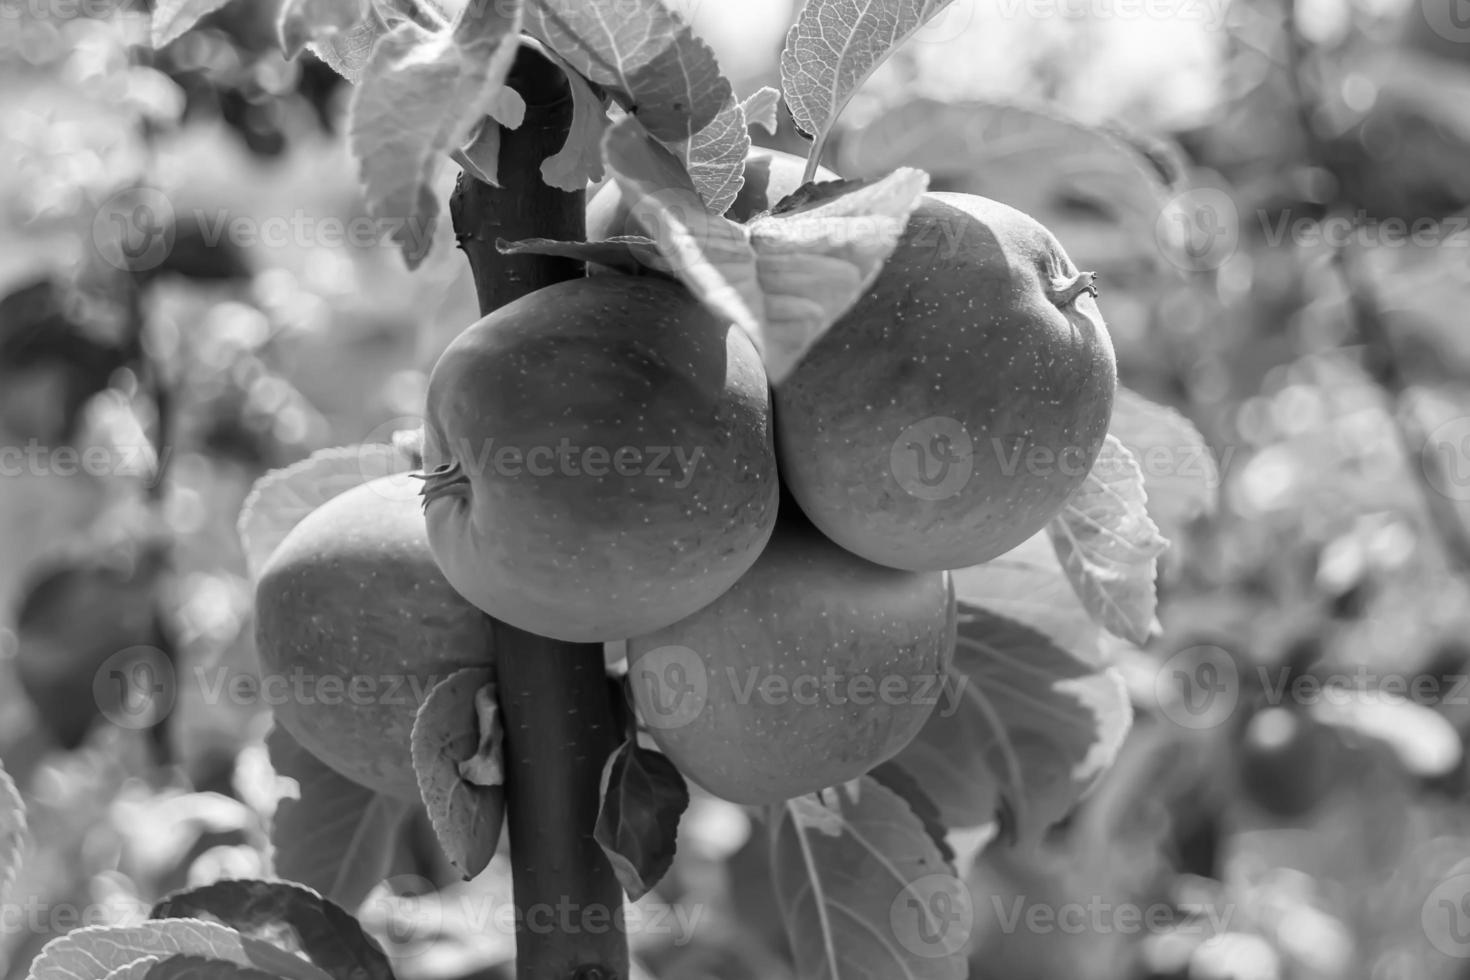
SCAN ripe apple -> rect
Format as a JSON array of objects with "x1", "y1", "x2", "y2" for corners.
[
  {"x1": 586, "y1": 146, "x2": 840, "y2": 238},
  {"x1": 421, "y1": 274, "x2": 779, "y2": 642},
  {"x1": 254, "y1": 473, "x2": 494, "y2": 801},
  {"x1": 626, "y1": 514, "x2": 956, "y2": 804},
  {"x1": 774, "y1": 192, "x2": 1117, "y2": 570}
]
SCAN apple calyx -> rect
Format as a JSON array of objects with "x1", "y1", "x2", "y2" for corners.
[
  {"x1": 418, "y1": 460, "x2": 471, "y2": 510},
  {"x1": 1049, "y1": 270, "x2": 1099, "y2": 308}
]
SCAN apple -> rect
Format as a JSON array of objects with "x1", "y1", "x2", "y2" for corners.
[
  {"x1": 626, "y1": 514, "x2": 956, "y2": 804},
  {"x1": 586, "y1": 146, "x2": 840, "y2": 238},
  {"x1": 421, "y1": 274, "x2": 779, "y2": 642},
  {"x1": 774, "y1": 192, "x2": 1116, "y2": 570},
  {"x1": 254, "y1": 473, "x2": 494, "y2": 801}
]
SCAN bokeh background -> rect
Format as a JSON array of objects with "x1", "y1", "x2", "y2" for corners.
[{"x1": 5, "y1": 0, "x2": 1470, "y2": 978}]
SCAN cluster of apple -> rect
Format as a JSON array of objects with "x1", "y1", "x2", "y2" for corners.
[{"x1": 253, "y1": 149, "x2": 1115, "y2": 807}]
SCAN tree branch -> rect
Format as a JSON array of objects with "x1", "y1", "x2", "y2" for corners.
[{"x1": 449, "y1": 45, "x2": 629, "y2": 980}]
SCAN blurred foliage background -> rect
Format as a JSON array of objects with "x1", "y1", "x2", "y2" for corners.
[{"x1": 5, "y1": 0, "x2": 1470, "y2": 978}]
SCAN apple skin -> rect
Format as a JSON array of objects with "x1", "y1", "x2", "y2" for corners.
[
  {"x1": 422, "y1": 274, "x2": 779, "y2": 643},
  {"x1": 626, "y1": 515, "x2": 956, "y2": 805},
  {"x1": 254, "y1": 473, "x2": 495, "y2": 802},
  {"x1": 774, "y1": 191, "x2": 1117, "y2": 571},
  {"x1": 586, "y1": 147, "x2": 841, "y2": 238}
]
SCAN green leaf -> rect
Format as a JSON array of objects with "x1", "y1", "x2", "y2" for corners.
[
  {"x1": 838, "y1": 98, "x2": 1181, "y2": 274},
  {"x1": 603, "y1": 117, "x2": 926, "y2": 384},
  {"x1": 29, "y1": 920, "x2": 333, "y2": 980},
  {"x1": 1108, "y1": 387, "x2": 1219, "y2": 543},
  {"x1": 410, "y1": 669, "x2": 504, "y2": 880},
  {"x1": 594, "y1": 740, "x2": 689, "y2": 901},
  {"x1": 277, "y1": 0, "x2": 367, "y2": 59},
  {"x1": 308, "y1": 6, "x2": 391, "y2": 83},
  {"x1": 267, "y1": 726, "x2": 415, "y2": 912},
  {"x1": 1049, "y1": 436, "x2": 1169, "y2": 645},
  {"x1": 152, "y1": 880, "x2": 392, "y2": 980},
  {"x1": 950, "y1": 532, "x2": 1100, "y2": 660},
  {"x1": 348, "y1": 0, "x2": 524, "y2": 268},
  {"x1": 144, "y1": 955, "x2": 279, "y2": 980},
  {"x1": 535, "y1": 44, "x2": 609, "y2": 191},
  {"x1": 892, "y1": 607, "x2": 1132, "y2": 836},
  {"x1": 780, "y1": 0, "x2": 957, "y2": 167},
  {"x1": 771, "y1": 777, "x2": 968, "y2": 979},
  {"x1": 741, "y1": 86, "x2": 782, "y2": 135},
  {"x1": 236, "y1": 444, "x2": 414, "y2": 581},
  {"x1": 0, "y1": 758, "x2": 24, "y2": 910},
  {"x1": 152, "y1": 0, "x2": 235, "y2": 48},
  {"x1": 496, "y1": 235, "x2": 656, "y2": 274},
  {"x1": 679, "y1": 100, "x2": 751, "y2": 215}
]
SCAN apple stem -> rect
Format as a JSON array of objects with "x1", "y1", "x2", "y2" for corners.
[{"x1": 449, "y1": 45, "x2": 629, "y2": 980}]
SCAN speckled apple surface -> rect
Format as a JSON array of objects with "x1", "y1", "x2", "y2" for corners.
[
  {"x1": 254, "y1": 473, "x2": 494, "y2": 801},
  {"x1": 775, "y1": 191, "x2": 1117, "y2": 571},
  {"x1": 422, "y1": 275, "x2": 779, "y2": 643},
  {"x1": 626, "y1": 516, "x2": 956, "y2": 805}
]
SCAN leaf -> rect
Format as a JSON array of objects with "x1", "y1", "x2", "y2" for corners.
[
  {"x1": 267, "y1": 726, "x2": 416, "y2": 912},
  {"x1": 892, "y1": 607, "x2": 1133, "y2": 837},
  {"x1": 1049, "y1": 437, "x2": 1169, "y2": 645},
  {"x1": 0, "y1": 759, "x2": 24, "y2": 909},
  {"x1": 144, "y1": 956, "x2": 279, "y2": 980},
  {"x1": 237, "y1": 444, "x2": 413, "y2": 581},
  {"x1": 278, "y1": 0, "x2": 367, "y2": 59},
  {"x1": 741, "y1": 86, "x2": 782, "y2": 134},
  {"x1": 496, "y1": 235, "x2": 656, "y2": 273},
  {"x1": 309, "y1": 7, "x2": 391, "y2": 83},
  {"x1": 867, "y1": 763, "x2": 953, "y2": 864},
  {"x1": 451, "y1": 117, "x2": 504, "y2": 187},
  {"x1": 348, "y1": 0, "x2": 524, "y2": 268},
  {"x1": 410, "y1": 669, "x2": 505, "y2": 879},
  {"x1": 151, "y1": 881, "x2": 393, "y2": 980},
  {"x1": 28, "y1": 920, "x2": 333, "y2": 980},
  {"x1": 594, "y1": 740, "x2": 689, "y2": 901},
  {"x1": 535, "y1": 44, "x2": 609, "y2": 191},
  {"x1": 1108, "y1": 387, "x2": 1219, "y2": 542},
  {"x1": 771, "y1": 777, "x2": 968, "y2": 978},
  {"x1": 522, "y1": 0, "x2": 744, "y2": 208},
  {"x1": 838, "y1": 99, "x2": 1180, "y2": 273},
  {"x1": 603, "y1": 117, "x2": 926, "y2": 384},
  {"x1": 152, "y1": 0, "x2": 234, "y2": 48},
  {"x1": 780, "y1": 0, "x2": 957, "y2": 162},
  {"x1": 1310, "y1": 697, "x2": 1462, "y2": 778},
  {"x1": 950, "y1": 532, "x2": 1100, "y2": 661}
]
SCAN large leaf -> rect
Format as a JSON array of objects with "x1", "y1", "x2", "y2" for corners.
[
  {"x1": 29, "y1": 920, "x2": 332, "y2": 980},
  {"x1": 267, "y1": 726, "x2": 415, "y2": 911},
  {"x1": 348, "y1": 0, "x2": 524, "y2": 267},
  {"x1": 771, "y1": 778, "x2": 968, "y2": 978},
  {"x1": 594, "y1": 740, "x2": 689, "y2": 901},
  {"x1": 151, "y1": 880, "x2": 392, "y2": 980},
  {"x1": 236, "y1": 444, "x2": 413, "y2": 581},
  {"x1": 950, "y1": 532, "x2": 1100, "y2": 661},
  {"x1": 602, "y1": 117, "x2": 926, "y2": 384},
  {"x1": 277, "y1": 0, "x2": 367, "y2": 59},
  {"x1": 780, "y1": 0, "x2": 958, "y2": 166},
  {"x1": 410, "y1": 669, "x2": 505, "y2": 879},
  {"x1": 1049, "y1": 437, "x2": 1168, "y2": 645},
  {"x1": 144, "y1": 956, "x2": 279, "y2": 980},
  {"x1": 1107, "y1": 387, "x2": 1219, "y2": 543},
  {"x1": 523, "y1": 0, "x2": 745, "y2": 210},
  {"x1": 0, "y1": 759, "x2": 23, "y2": 909},
  {"x1": 838, "y1": 99, "x2": 1180, "y2": 273},
  {"x1": 891, "y1": 607, "x2": 1132, "y2": 837}
]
